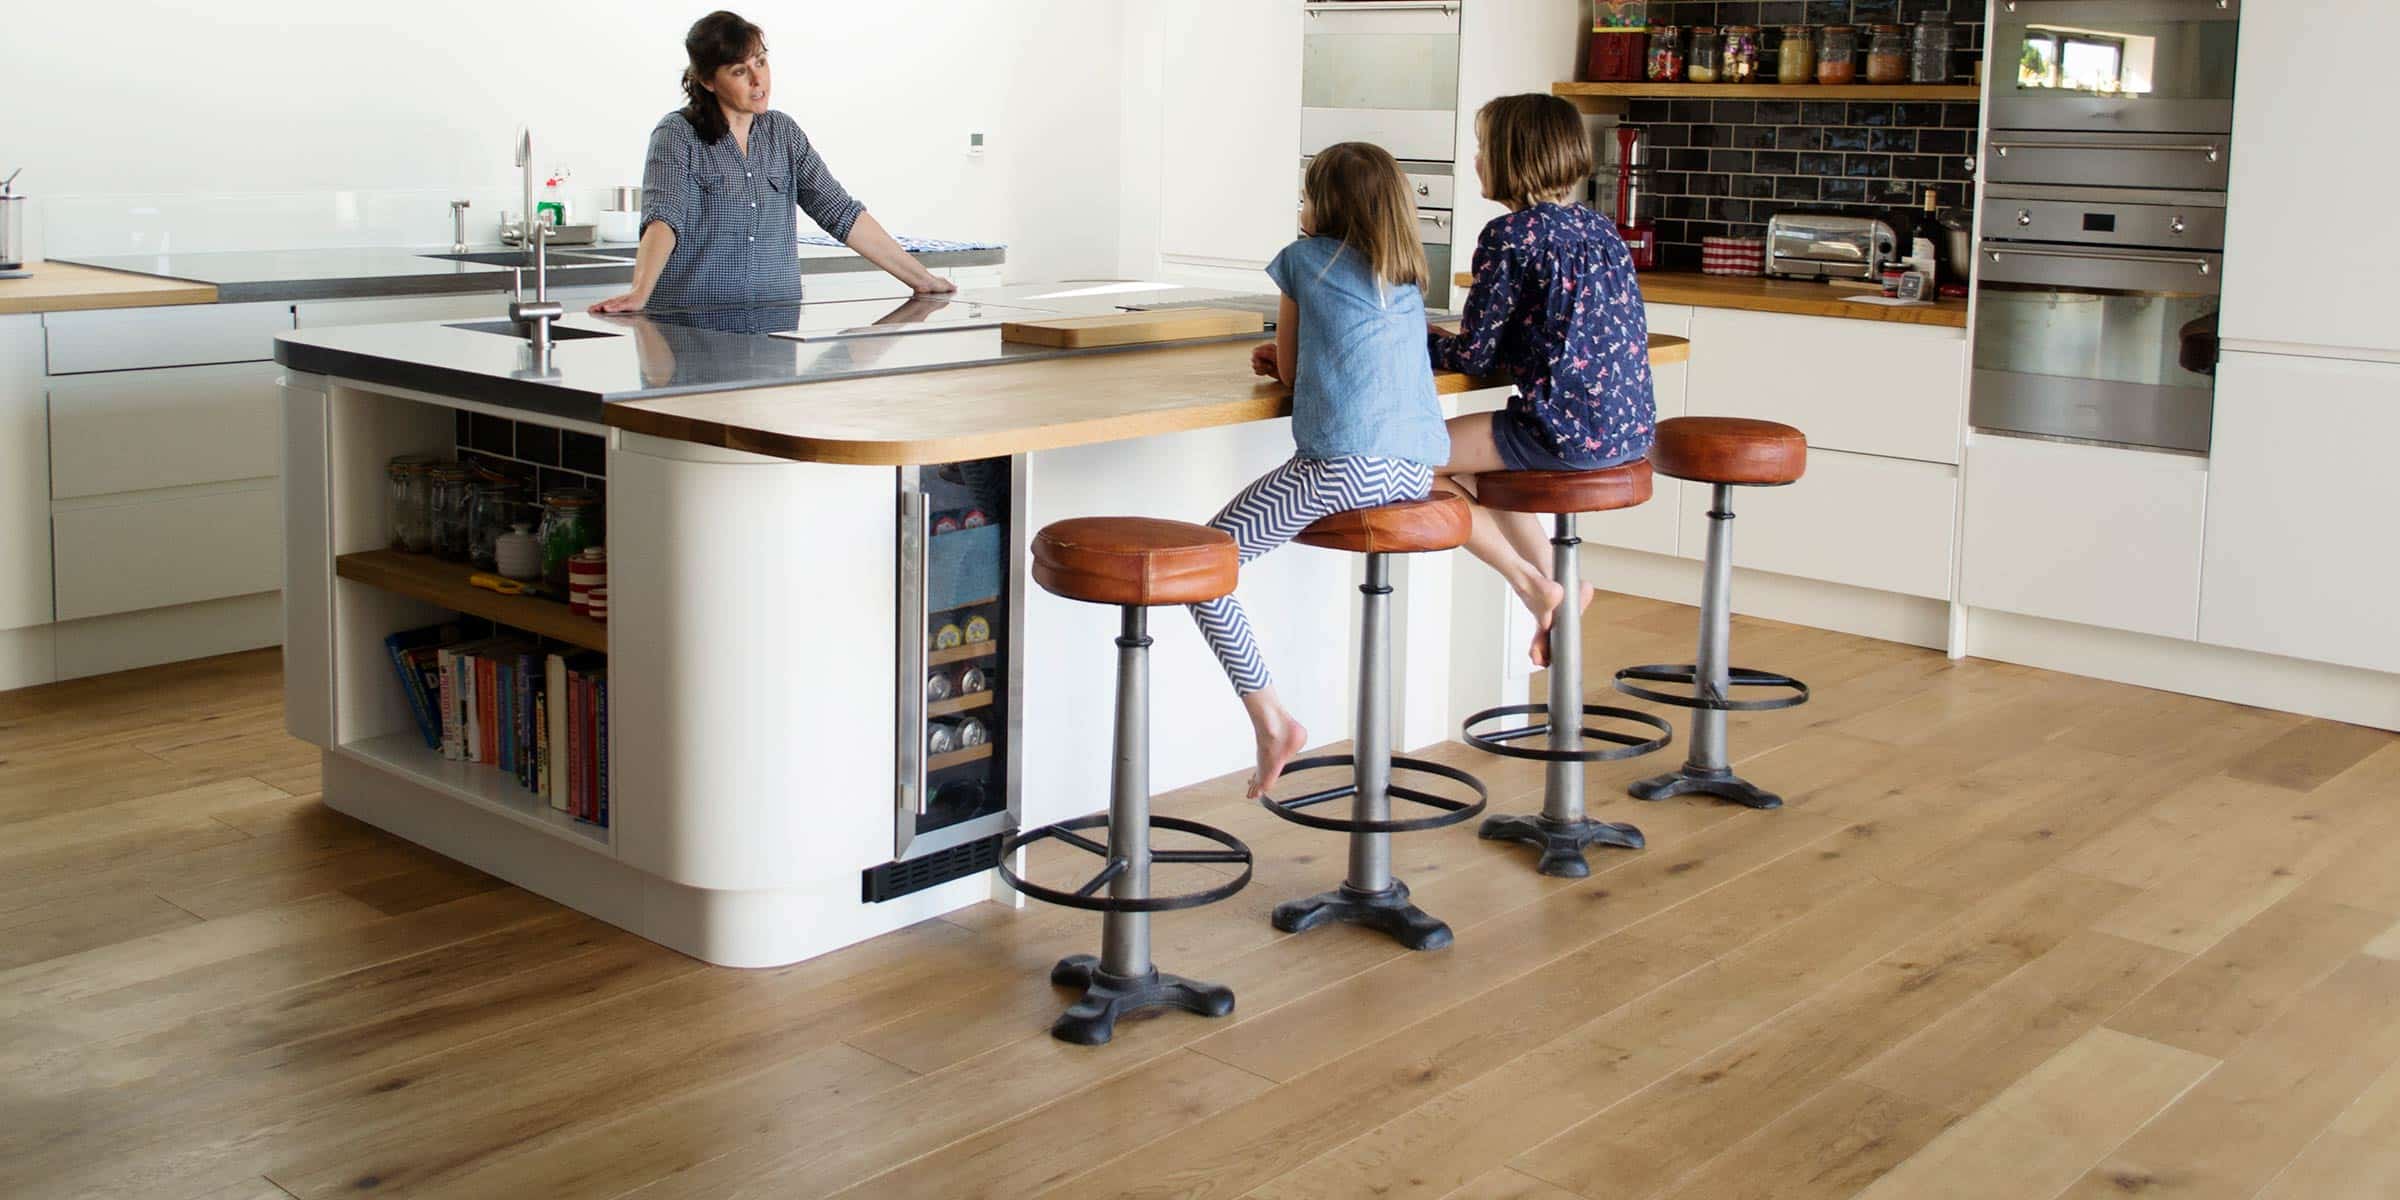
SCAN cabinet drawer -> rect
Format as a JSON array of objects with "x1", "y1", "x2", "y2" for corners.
[
  {"x1": 1962, "y1": 433, "x2": 2204, "y2": 641},
  {"x1": 1685, "y1": 308, "x2": 1966, "y2": 464},
  {"x1": 44, "y1": 301, "x2": 293, "y2": 374},
  {"x1": 1678, "y1": 449, "x2": 1957, "y2": 600},
  {"x1": 53, "y1": 487, "x2": 282, "y2": 621},
  {"x1": 49, "y1": 362, "x2": 282, "y2": 499}
]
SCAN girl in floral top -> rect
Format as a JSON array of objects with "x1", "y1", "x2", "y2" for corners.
[{"x1": 1431, "y1": 93, "x2": 1656, "y2": 665}]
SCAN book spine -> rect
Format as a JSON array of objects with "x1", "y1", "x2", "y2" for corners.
[
  {"x1": 547, "y1": 654, "x2": 570, "y2": 810},
  {"x1": 517, "y1": 653, "x2": 536, "y2": 791},
  {"x1": 439, "y1": 648, "x2": 462, "y2": 761},
  {"x1": 596, "y1": 673, "x2": 610, "y2": 829},
  {"x1": 500, "y1": 661, "x2": 517, "y2": 776},
  {"x1": 570, "y1": 671, "x2": 588, "y2": 821},
  {"x1": 461, "y1": 651, "x2": 480, "y2": 763},
  {"x1": 533, "y1": 692, "x2": 548, "y2": 797},
  {"x1": 479, "y1": 657, "x2": 498, "y2": 765},
  {"x1": 388, "y1": 635, "x2": 440, "y2": 750}
]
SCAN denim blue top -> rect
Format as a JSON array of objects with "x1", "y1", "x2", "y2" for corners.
[{"x1": 1265, "y1": 236, "x2": 1451, "y2": 468}]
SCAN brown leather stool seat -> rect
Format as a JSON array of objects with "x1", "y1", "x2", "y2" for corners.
[
  {"x1": 1651, "y1": 417, "x2": 1806, "y2": 486},
  {"x1": 1032, "y1": 517, "x2": 1238, "y2": 607},
  {"x1": 1476, "y1": 460, "x2": 1654, "y2": 514},
  {"x1": 1294, "y1": 491, "x2": 1471, "y2": 555}
]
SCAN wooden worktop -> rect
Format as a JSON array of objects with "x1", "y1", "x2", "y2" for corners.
[
  {"x1": 1452, "y1": 269, "x2": 1966, "y2": 329},
  {"x1": 606, "y1": 333, "x2": 1690, "y2": 467},
  {"x1": 0, "y1": 260, "x2": 219, "y2": 315}
]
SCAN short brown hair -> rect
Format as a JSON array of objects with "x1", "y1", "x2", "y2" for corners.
[
  {"x1": 1302, "y1": 142, "x2": 1428, "y2": 292},
  {"x1": 1476, "y1": 94, "x2": 1593, "y2": 209}
]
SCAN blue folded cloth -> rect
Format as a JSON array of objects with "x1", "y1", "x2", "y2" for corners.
[{"x1": 797, "y1": 234, "x2": 1006, "y2": 253}]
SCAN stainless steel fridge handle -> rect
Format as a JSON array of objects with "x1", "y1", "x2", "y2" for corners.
[
  {"x1": 1984, "y1": 244, "x2": 2214, "y2": 275},
  {"x1": 1305, "y1": 1, "x2": 1458, "y2": 13},
  {"x1": 1990, "y1": 139, "x2": 2221, "y2": 163},
  {"x1": 896, "y1": 487, "x2": 931, "y2": 832}
]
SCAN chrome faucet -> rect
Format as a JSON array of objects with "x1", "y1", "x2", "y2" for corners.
[
  {"x1": 450, "y1": 199, "x2": 471, "y2": 254},
  {"x1": 508, "y1": 129, "x2": 563, "y2": 359}
]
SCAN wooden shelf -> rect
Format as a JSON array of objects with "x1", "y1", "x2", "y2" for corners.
[
  {"x1": 929, "y1": 691, "x2": 995, "y2": 719},
  {"x1": 337, "y1": 550, "x2": 608, "y2": 653},
  {"x1": 929, "y1": 742, "x2": 994, "y2": 773},
  {"x1": 1554, "y1": 80, "x2": 1981, "y2": 113},
  {"x1": 340, "y1": 732, "x2": 611, "y2": 851},
  {"x1": 929, "y1": 641, "x2": 998, "y2": 667}
]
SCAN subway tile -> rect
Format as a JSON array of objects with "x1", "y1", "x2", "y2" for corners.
[
  {"x1": 1918, "y1": 128, "x2": 1969, "y2": 154},
  {"x1": 1760, "y1": 1, "x2": 1806, "y2": 25},
  {"x1": 1888, "y1": 154, "x2": 1940, "y2": 180},
  {"x1": 1827, "y1": 127, "x2": 1872, "y2": 151},
  {"x1": 1649, "y1": 171, "x2": 1690, "y2": 196},
  {"x1": 1734, "y1": 124, "x2": 1782, "y2": 149},
  {"x1": 1645, "y1": 124, "x2": 1692, "y2": 149},
  {"x1": 1806, "y1": 0, "x2": 1848, "y2": 23},
  {"x1": 1665, "y1": 147, "x2": 1708, "y2": 172},
  {"x1": 1709, "y1": 149, "x2": 1755, "y2": 173},
  {"x1": 454, "y1": 409, "x2": 472, "y2": 446},
  {"x1": 1870, "y1": 179, "x2": 1918, "y2": 203},
  {"x1": 1687, "y1": 172, "x2": 1732, "y2": 196},
  {"x1": 1845, "y1": 153, "x2": 1893, "y2": 177},
  {"x1": 1717, "y1": 2, "x2": 1763, "y2": 26},
  {"x1": 1687, "y1": 124, "x2": 1724, "y2": 148},
  {"x1": 1777, "y1": 125, "x2": 1825, "y2": 150},
  {"x1": 1942, "y1": 155, "x2": 1978, "y2": 180},
  {"x1": 1667, "y1": 195, "x2": 1710, "y2": 220},
  {"x1": 1671, "y1": 99, "x2": 1715, "y2": 123},
  {"x1": 1870, "y1": 127, "x2": 1918, "y2": 153},
  {"x1": 1848, "y1": 102, "x2": 1895, "y2": 128},
  {"x1": 1653, "y1": 219, "x2": 1687, "y2": 245},
  {"x1": 468, "y1": 412, "x2": 514, "y2": 457},
  {"x1": 1709, "y1": 198, "x2": 1753, "y2": 223},
  {"x1": 1753, "y1": 149, "x2": 1798, "y2": 175},
  {"x1": 1853, "y1": 0, "x2": 1900, "y2": 20},
  {"x1": 1755, "y1": 100, "x2": 1801, "y2": 124},
  {"x1": 514, "y1": 422, "x2": 560, "y2": 467},
  {"x1": 1937, "y1": 181, "x2": 1972, "y2": 209},
  {"x1": 1895, "y1": 102, "x2": 1945, "y2": 127},
  {"x1": 1733, "y1": 174, "x2": 1780, "y2": 199},
  {"x1": 1821, "y1": 177, "x2": 1871, "y2": 203},
  {"x1": 1774, "y1": 176, "x2": 1822, "y2": 201},
  {"x1": 1628, "y1": 99, "x2": 1677, "y2": 123},
  {"x1": 1797, "y1": 151, "x2": 1845, "y2": 176},
  {"x1": 1714, "y1": 100, "x2": 1758, "y2": 125},
  {"x1": 1802, "y1": 100, "x2": 1849, "y2": 127},
  {"x1": 560, "y1": 431, "x2": 605, "y2": 476}
]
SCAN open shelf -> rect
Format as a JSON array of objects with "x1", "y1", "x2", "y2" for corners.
[
  {"x1": 1554, "y1": 80, "x2": 1981, "y2": 113},
  {"x1": 929, "y1": 641, "x2": 999, "y2": 668},
  {"x1": 338, "y1": 550, "x2": 608, "y2": 653},
  {"x1": 340, "y1": 731, "x2": 612, "y2": 851},
  {"x1": 929, "y1": 691, "x2": 995, "y2": 719},
  {"x1": 928, "y1": 742, "x2": 994, "y2": 773}
]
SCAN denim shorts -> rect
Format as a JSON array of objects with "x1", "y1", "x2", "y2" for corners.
[{"x1": 1492, "y1": 410, "x2": 1642, "y2": 473}]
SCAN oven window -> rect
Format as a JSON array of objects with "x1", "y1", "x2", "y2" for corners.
[
  {"x1": 1975, "y1": 287, "x2": 2216, "y2": 389},
  {"x1": 2004, "y1": 18, "x2": 2235, "y2": 101}
]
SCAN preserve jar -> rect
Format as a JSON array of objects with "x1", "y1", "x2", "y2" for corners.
[
  {"x1": 1866, "y1": 24, "x2": 1907, "y2": 84},
  {"x1": 1910, "y1": 13, "x2": 1953, "y2": 84},
  {"x1": 386, "y1": 455, "x2": 436, "y2": 553},
  {"x1": 1687, "y1": 26, "x2": 1720, "y2": 83},
  {"x1": 1776, "y1": 26, "x2": 1815, "y2": 84},
  {"x1": 468, "y1": 478, "x2": 527, "y2": 572},
  {"x1": 428, "y1": 461, "x2": 476, "y2": 562},
  {"x1": 537, "y1": 488, "x2": 599, "y2": 593},
  {"x1": 1720, "y1": 26, "x2": 1760, "y2": 83},
  {"x1": 1817, "y1": 25, "x2": 1858, "y2": 84},
  {"x1": 1646, "y1": 25, "x2": 1684, "y2": 82}
]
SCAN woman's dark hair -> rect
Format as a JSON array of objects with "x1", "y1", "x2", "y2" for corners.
[{"x1": 680, "y1": 11, "x2": 766, "y2": 144}]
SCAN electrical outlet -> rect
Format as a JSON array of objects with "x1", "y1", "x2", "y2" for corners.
[{"x1": 967, "y1": 132, "x2": 985, "y2": 158}]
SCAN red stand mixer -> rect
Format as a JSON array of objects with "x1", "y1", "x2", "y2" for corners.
[{"x1": 1603, "y1": 126, "x2": 1657, "y2": 271}]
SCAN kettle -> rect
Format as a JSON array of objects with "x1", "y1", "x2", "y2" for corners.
[{"x1": 0, "y1": 169, "x2": 24, "y2": 271}]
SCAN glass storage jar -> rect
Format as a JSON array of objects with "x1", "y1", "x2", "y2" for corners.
[
  {"x1": 386, "y1": 455, "x2": 436, "y2": 553},
  {"x1": 1866, "y1": 24, "x2": 1907, "y2": 84},
  {"x1": 468, "y1": 478, "x2": 527, "y2": 572},
  {"x1": 1646, "y1": 25, "x2": 1684, "y2": 82},
  {"x1": 1817, "y1": 25, "x2": 1858, "y2": 83},
  {"x1": 1776, "y1": 26, "x2": 1815, "y2": 84},
  {"x1": 537, "y1": 488, "x2": 599, "y2": 593},
  {"x1": 428, "y1": 462, "x2": 476, "y2": 562},
  {"x1": 1720, "y1": 26, "x2": 1760, "y2": 83},
  {"x1": 1910, "y1": 13, "x2": 1953, "y2": 84},
  {"x1": 1686, "y1": 26, "x2": 1720, "y2": 82}
]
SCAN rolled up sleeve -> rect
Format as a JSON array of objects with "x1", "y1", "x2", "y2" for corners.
[
  {"x1": 786, "y1": 121, "x2": 866, "y2": 242},
  {"x1": 640, "y1": 120, "x2": 696, "y2": 239}
]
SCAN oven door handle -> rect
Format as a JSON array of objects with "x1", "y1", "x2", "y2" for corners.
[
  {"x1": 1984, "y1": 245, "x2": 2214, "y2": 276},
  {"x1": 1305, "y1": 1, "x2": 1459, "y2": 12},
  {"x1": 1990, "y1": 139, "x2": 2221, "y2": 163}
]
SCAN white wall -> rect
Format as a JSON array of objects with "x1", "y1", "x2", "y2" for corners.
[{"x1": 2, "y1": 1, "x2": 1125, "y2": 281}]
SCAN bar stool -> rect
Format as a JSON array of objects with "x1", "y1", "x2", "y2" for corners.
[
  {"x1": 1616, "y1": 417, "x2": 1812, "y2": 810},
  {"x1": 1261, "y1": 492, "x2": 1490, "y2": 951},
  {"x1": 1461, "y1": 461, "x2": 1673, "y2": 877},
  {"x1": 998, "y1": 517, "x2": 1256, "y2": 1045}
]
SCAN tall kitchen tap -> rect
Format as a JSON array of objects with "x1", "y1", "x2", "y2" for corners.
[{"x1": 508, "y1": 129, "x2": 563, "y2": 360}]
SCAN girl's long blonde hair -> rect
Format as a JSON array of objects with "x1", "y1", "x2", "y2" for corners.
[{"x1": 1302, "y1": 142, "x2": 1429, "y2": 292}]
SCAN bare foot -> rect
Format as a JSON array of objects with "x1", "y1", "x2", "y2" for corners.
[
  {"x1": 1517, "y1": 575, "x2": 1567, "y2": 667},
  {"x1": 1249, "y1": 714, "x2": 1310, "y2": 799}
]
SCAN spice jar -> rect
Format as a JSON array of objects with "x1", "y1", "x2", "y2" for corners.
[
  {"x1": 386, "y1": 455, "x2": 437, "y2": 553},
  {"x1": 1686, "y1": 26, "x2": 1720, "y2": 83},
  {"x1": 1720, "y1": 26, "x2": 1760, "y2": 83},
  {"x1": 1817, "y1": 25, "x2": 1858, "y2": 83},
  {"x1": 1866, "y1": 24, "x2": 1907, "y2": 84},
  {"x1": 536, "y1": 487, "x2": 598, "y2": 593},
  {"x1": 1776, "y1": 26, "x2": 1815, "y2": 85},
  {"x1": 468, "y1": 478, "x2": 526, "y2": 572},
  {"x1": 1910, "y1": 13, "x2": 1953, "y2": 84},
  {"x1": 1646, "y1": 25, "x2": 1684, "y2": 83},
  {"x1": 428, "y1": 461, "x2": 476, "y2": 562}
]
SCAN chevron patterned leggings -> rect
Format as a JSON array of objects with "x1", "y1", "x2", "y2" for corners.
[{"x1": 1192, "y1": 455, "x2": 1434, "y2": 695}]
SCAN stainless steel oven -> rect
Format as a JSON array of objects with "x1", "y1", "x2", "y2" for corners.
[
  {"x1": 1298, "y1": 157, "x2": 1455, "y2": 308},
  {"x1": 1300, "y1": 1, "x2": 1461, "y2": 163},
  {"x1": 1970, "y1": 187, "x2": 2223, "y2": 452},
  {"x1": 1989, "y1": 0, "x2": 2242, "y2": 135}
]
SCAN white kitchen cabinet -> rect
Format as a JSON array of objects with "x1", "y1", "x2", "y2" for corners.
[
  {"x1": 0, "y1": 316, "x2": 48, "y2": 633},
  {"x1": 2221, "y1": 6, "x2": 2400, "y2": 356},
  {"x1": 1962, "y1": 433, "x2": 2206, "y2": 641},
  {"x1": 1154, "y1": 0, "x2": 1303, "y2": 271},
  {"x1": 2199, "y1": 352, "x2": 2400, "y2": 674},
  {"x1": 48, "y1": 362, "x2": 283, "y2": 500},
  {"x1": 1580, "y1": 303, "x2": 1690, "y2": 557},
  {"x1": 52, "y1": 485, "x2": 282, "y2": 622},
  {"x1": 1684, "y1": 308, "x2": 1967, "y2": 464},
  {"x1": 1678, "y1": 449, "x2": 1957, "y2": 601},
  {"x1": 43, "y1": 300, "x2": 292, "y2": 374}
]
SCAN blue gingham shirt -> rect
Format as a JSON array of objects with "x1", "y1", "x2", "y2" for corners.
[{"x1": 640, "y1": 110, "x2": 866, "y2": 308}]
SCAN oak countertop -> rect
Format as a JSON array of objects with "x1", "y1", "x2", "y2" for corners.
[
  {"x1": 1452, "y1": 269, "x2": 1969, "y2": 329},
  {"x1": 0, "y1": 260, "x2": 220, "y2": 315}
]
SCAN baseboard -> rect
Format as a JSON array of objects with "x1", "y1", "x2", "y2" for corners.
[
  {"x1": 1964, "y1": 607, "x2": 2400, "y2": 732},
  {"x1": 0, "y1": 623, "x2": 58, "y2": 692},
  {"x1": 11, "y1": 591, "x2": 284, "y2": 690},
  {"x1": 1584, "y1": 546, "x2": 1952, "y2": 650}
]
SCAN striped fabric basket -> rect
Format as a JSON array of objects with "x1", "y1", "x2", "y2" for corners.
[{"x1": 1701, "y1": 235, "x2": 1766, "y2": 277}]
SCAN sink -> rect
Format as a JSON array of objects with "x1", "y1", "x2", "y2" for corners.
[
  {"x1": 445, "y1": 319, "x2": 621, "y2": 341},
  {"x1": 421, "y1": 250, "x2": 620, "y2": 268}
]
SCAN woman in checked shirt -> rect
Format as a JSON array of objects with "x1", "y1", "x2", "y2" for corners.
[{"x1": 592, "y1": 10, "x2": 953, "y2": 312}]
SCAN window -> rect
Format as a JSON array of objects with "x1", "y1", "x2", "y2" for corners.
[{"x1": 2019, "y1": 28, "x2": 2130, "y2": 93}]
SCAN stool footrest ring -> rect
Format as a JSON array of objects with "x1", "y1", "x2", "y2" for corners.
[
  {"x1": 998, "y1": 814, "x2": 1253, "y2": 913},
  {"x1": 1259, "y1": 754, "x2": 1488, "y2": 834},
  {"x1": 1462, "y1": 703, "x2": 1673, "y2": 763},
  {"x1": 1613, "y1": 664, "x2": 1810, "y2": 712}
]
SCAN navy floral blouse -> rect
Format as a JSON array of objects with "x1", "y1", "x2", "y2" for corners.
[{"x1": 1430, "y1": 202, "x2": 1656, "y2": 465}]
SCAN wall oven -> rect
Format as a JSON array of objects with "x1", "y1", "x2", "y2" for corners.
[
  {"x1": 1989, "y1": 0, "x2": 2241, "y2": 136},
  {"x1": 1299, "y1": 1, "x2": 1461, "y2": 163}
]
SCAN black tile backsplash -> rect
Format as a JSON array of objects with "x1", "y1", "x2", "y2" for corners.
[{"x1": 451, "y1": 410, "x2": 606, "y2": 537}]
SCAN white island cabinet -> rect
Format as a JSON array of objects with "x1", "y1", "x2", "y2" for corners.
[{"x1": 0, "y1": 316, "x2": 48, "y2": 654}]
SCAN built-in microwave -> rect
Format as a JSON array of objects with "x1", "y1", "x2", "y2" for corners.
[{"x1": 1989, "y1": 0, "x2": 2241, "y2": 134}]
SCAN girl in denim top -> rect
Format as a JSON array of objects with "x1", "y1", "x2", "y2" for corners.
[
  {"x1": 1201, "y1": 142, "x2": 1450, "y2": 798},
  {"x1": 1432, "y1": 94, "x2": 1657, "y2": 666}
]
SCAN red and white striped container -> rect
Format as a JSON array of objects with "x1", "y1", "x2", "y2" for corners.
[
  {"x1": 587, "y1": 585, "x2": 608, "y2": 624},
  {"x1": 1701, "y1": 235, "x2": 1766, "y2": 277},
  {"x1": 568, "y1": 546, "x2": 607, "y2": 616}
]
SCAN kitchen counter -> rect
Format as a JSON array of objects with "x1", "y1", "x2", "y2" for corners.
[
  {"x1": 0, "y1": 259, "x2": 220, "y2": 314},
  {"x1": 1452, "y1": 268, "x2": 1969, "y2": 328},
  {"x1": 57, "y1": 241, "x2": 1005, "y2": 304}
]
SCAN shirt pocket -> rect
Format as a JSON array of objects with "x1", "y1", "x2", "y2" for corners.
[{"x1": 695, "y1": 172, "x2": 729, "y2": 198}]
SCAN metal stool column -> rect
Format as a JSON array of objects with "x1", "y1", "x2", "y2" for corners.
[
  {"x1": 1461, "y1": 464, "x2": 1672, "y2": 876},
  {"x1": 1264, "y1": 494, "x2": 1489, "y2": 950}
]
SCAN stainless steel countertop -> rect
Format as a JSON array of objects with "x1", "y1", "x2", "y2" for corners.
[
  {"x1": 54, "y1": 242, "x2": 1004, "y2": 304},
  {"x1": 273, "y1": 282, "x2": 1272, "y2": 426}
]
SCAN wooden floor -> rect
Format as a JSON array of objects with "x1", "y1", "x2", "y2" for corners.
[{"x1": 6, "y1": 594, "x2": 2400, "y2": 1200}]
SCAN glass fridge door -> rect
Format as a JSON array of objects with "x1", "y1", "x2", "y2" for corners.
[{"x1": 894, "y1": 456, "x2": 1023, "y2": 862}]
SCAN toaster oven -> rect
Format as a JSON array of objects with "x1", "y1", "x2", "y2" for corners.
[{"x1": 1765, "y1": 213, "x2": 1899, "y2": 280}]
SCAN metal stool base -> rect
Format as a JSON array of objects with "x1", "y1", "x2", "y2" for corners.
[
  {"x1": 1478, "y1": 813, "x2": 1646, "y2": 878},
  {"x1": 1047, "y1": 954, "x2": 1234, "y2": 1046},
  {"x1": 1628, "y1": 765, "x2": 1783, "y2": 810},
  {"x1": 1271, "y1": 880, "x2": 1452, "y2": 951},
  {"x1": 1461, "y1": 703, "x2": 1673, "y2": 763}
]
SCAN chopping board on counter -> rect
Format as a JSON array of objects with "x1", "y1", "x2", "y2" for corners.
[{"x1": 1001, "y1": 308, "x2": 1264, "y2": 349}]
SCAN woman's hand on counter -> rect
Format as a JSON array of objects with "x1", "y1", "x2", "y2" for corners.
[
  {"x1": 912, "y1": 274, "x2": 958, "y2": 296},
  {"x1": 1249, "y1": 341, "x2": 1283, "y2": 383},
  {"x1": 589, "y1": 291, "x2": 650, "y2": 314}
]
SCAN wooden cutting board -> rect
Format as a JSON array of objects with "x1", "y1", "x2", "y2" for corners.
[{"x1": 1001, "y1": 308, "x2": 1265, "y2": 349}]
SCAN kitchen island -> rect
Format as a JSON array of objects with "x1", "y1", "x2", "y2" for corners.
[{"x1": 275, "y1": 284, "x2": 1687, "y2": 967}]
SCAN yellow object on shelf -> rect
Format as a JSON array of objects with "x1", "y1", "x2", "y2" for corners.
[{"x1": 469, "y1": 573, "x2": 530, "y2": 596}]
